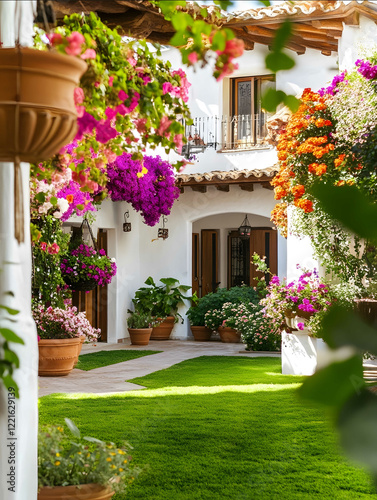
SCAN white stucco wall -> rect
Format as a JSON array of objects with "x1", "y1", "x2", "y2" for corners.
[{"x1": 75, "y1": 26, "x2": 349, "y2": 342}]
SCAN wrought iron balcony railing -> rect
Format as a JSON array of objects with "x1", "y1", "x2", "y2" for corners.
[{"x1": 181, "y1": 113, "x2": 271, "y2": 159}]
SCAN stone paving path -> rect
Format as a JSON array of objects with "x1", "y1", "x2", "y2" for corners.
[{"x1": 38, "y1": 340, "x2": 280, "y2": 397}]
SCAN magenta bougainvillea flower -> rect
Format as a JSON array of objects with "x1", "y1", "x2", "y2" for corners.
[{"x1": 107, "y1": 154, "x2": 180, "y2": 226}]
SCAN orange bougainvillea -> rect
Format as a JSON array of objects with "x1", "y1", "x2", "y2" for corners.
[{"x1": 270, "y1": 87, "x2": 359, "y2": 237}]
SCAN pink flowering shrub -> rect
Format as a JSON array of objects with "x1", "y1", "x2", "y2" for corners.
[
  {"x1": 33, "y1": 305, "x2": 100, "y2": 341},
  {"x1": 61, "y1": 244, "x2": 117, "y2": 288},
  {"x1": 107, "y1": 154, "x2": 180, "y2": 226},
  {"x1": 260, "y1": 269, "x2": 336, "y2": 336}
]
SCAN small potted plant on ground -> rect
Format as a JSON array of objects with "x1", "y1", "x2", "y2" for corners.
[
  {"x1": 38, "y1": 418, "x2": 137, "y2": 499},
  {"x1": 132, "y1": 277, "x2": 191, "y2": 340},
  {"x1": 33, "y1": 304, "x2": 100, "y2": 376},
  {"x1": 127, "y1": 309, "x2": 159, "y2": 345},
  {"x1": 186, "y1": 294, "x2": 212, "y2": 341}
]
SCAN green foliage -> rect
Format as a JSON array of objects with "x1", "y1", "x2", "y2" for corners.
[
  {"x1": 32, "y1": 216, "x2": 70, "y2": 307},
  {"x1": 132, "y1": 277, "x2": 191, "y2": 323},
  {"x1": 187, "y1": 286, "x2": 259, "y2": 327},
  {"x1": 0, "y1": 306, "x2": 22, "y2": 398},
  {"x1": 126, "y1": 310, "x2": 159, "y2": 329},
  {"x1": 76, "y1": 350, "x2": 161, "y2": 371},
  {"x1": 38, "y1": 418, "x2": 137, "y2": 492}
]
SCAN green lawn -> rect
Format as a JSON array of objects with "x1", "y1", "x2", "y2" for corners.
[
  {"x1": 39, "y1": 356, "x2": 376, "y2": 499},
  {"x1": 75, "y1": 349, "x2": 161, "y2": 371}
]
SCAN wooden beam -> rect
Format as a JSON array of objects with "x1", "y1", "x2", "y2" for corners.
[
  {"x1": 311, "y1": 20, "x2": 344, "y2": 31},
  {"x1": 179, "y1": 174, "x2": 276, "y2": 188},
  {"x1": 343, "y1": 11, "x2": 360, "y2": 27},
  {"x1": 261, "y1": 181, "x2": 274, "y2": 190},
  {"x1": 239, "y1": 183, "x2": 254, "y2": 192},
  {"x1": 216, "y1": 184, "x2": 230, "y2": 192},
  {"x1": 245, "y1": 32, "x2": 306, "y2": 55},
  {"x1": 191, "y1": 185, "x2": 207, "y2": 193}
]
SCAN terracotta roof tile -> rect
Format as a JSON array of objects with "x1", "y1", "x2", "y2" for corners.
[{"x1": 176, "y1": 167, "x2": 278, "y2": 184}]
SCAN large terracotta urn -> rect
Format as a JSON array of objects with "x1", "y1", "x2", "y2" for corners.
[
  {"x1": 128, "y1": 328, "x2": 152, "y2": 345},
  {"x1": 190, "y1": 325, "x2": 212, "y2": 341},
  {"x1": 38, "y1": 338, "x2": 81, "y2": 377}
]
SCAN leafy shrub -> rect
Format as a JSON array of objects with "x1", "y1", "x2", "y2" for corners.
[{"x1": 186, "y1": 286, "x2": 259, "y2": 327}]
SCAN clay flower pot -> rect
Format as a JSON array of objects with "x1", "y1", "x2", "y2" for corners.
[
  {"x1": 218, "y1": 326, "x2": 241, "y2": 343},
  {"x1": 128, "y1": 328, "x2": 152, "y2": 345},
  {"x1": 190, "y1": 325, "x2": 212, "y2": 341},
  {"x1": 73, "y1": 335, "x2": 86, "y2": 365},
  {"x1": 151, "y1": 316, "x2": 175, "y2": 340},
  {"x1": 38, "y1": 483, "x2": 114, "y2": 499},
  {"x1": 0, "y1": 47, "x2": 87, "y2": 163},
  {"x1": 38, "y1": 338, "x2": 81, "y2": 377}
]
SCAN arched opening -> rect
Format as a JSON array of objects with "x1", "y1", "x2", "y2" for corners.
[{"x1": 192, "y1": 212, "x2": 277, "y2": 297}]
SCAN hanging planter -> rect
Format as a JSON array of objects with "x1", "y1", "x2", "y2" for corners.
[
  {"x1": 61, "y1": 220, "x2": 117, "y2": 291},
  {"x1": 0, "y1": 47, "x2": 87, "y2": 163}
]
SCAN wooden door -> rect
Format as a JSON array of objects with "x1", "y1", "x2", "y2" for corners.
[
  {"x1": 72, "y1": 229, "x2": 108, "y2": 342},
  {"x1": 192, "y1": 233, "x2": 200, "y2": 297},
  {"x1": 201, "y1": 230, "x2": 219, "y2": 297}
]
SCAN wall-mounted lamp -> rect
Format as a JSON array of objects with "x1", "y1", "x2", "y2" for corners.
[
  {"x1": 158, "y1": 216, "x2": 169, "y2": 240},
  {"x1": 123, "y1": 211, "x2": 131, "y2": 232},
  {"x1": 238, "y1": 214, "x2": 252, "y2": 238}
]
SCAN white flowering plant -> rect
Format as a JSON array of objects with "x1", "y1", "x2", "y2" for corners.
[
  {"x1": 38, "y1": 418, "x2": 137, "y2": 493},
  {"x1": 33, "y1": 305, "x2": 100, "y2": 341},
  {"x1": 237, "y1": 304, "x2": 281, "y2": 352}
]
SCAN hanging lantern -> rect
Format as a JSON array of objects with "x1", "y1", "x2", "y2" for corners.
[
  {"x1": 158, "y1": 216, "x2": 169, "y2": 240},
  {"x1": 238, "y1": 214, "x2": 252, "y2": 238},
  {"x1": 123, "y1": 211, "x2": 131, "y2": 232}
]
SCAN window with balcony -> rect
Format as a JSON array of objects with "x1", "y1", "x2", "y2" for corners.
[
  {"x1": 223, "y1": 75, "x2": 275, "y2": 151},
  {"x1": 181, "y1": 75, "x2": 275, "y2": 158}
]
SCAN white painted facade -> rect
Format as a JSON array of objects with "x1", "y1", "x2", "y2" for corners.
[{"x1": 82, "y1": 37, "x2": 342, "y2": 341}]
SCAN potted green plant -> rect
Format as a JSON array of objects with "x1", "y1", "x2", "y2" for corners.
[
  {"x1": 127, "y1": 310, "x2": 159, "y2": 345},
  {"x1": 33, "y1": 304, "x2": 100, "y2": 376},
  {"x1": 38, "y1": 418, "x2": 137, "y2": 499},
  {"x1": 204, "y1": 302, "x2": 242, "y2": 343},
  {"x1": 132, "y1": 277, "x2": 191, "y2": 340},
  {"x1": 186, "y1": 294, "x2": 212, "y2": 341}
]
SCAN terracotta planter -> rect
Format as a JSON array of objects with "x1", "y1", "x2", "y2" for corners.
[
  {"x1": 38, "y1": 483, "x2": 114, "y2": 499},
  {"x1": 128, "y1": 328, "x2": 152, "y2": 345},
  {"x1": 74, "y1": 336, "x2": 86, "y2": 365},
  {"x1": 190, "y1": 325, "x2": 212, "y2": 341},
  {"x1": 151, "y1": 316, "x2": 175, "y2": 340},
  {"x1": 0, "y1": 47, "x2": 87, "y2": 163},
  {"x1": 218, "y1": 326, "x2": 241, "y2": 343},
  {"x1": 38, "y1": 338, "x2": 81, "y2": 377}
]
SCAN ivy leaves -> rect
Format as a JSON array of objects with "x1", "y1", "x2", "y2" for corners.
[{"x1": 0, "y1": 304, "x2": 23, "y2": 398}]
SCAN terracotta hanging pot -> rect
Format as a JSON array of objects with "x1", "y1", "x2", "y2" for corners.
[
  {"x1": 38, "y1": 338, "x2": 81, "y2": 377},
  {"x1": 0, "y1": 47, "x2": 87, "y2": 163},
  {"x1": 190, "y1": 325, "x2": 212, "y2": 341},
  {"x1": 38, "y1": 483, "x2": 114, "y2": 500},
  {"x1": 128, "y1": 328, "x2": 152, "y2": 345},
  {"x1": 151, "y1": 316, "x2": 175, "y2": 340},
  {"x1": 218, "y1": 326, "x2": 241, "y2": 343}
]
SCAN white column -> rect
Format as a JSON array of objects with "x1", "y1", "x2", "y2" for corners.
[
  {"x1": 0, "y1": 2, "x2": 38, "y2": 500},
  {"x1": 286, "y1": 206, "x2": 318, "y2": 281}
]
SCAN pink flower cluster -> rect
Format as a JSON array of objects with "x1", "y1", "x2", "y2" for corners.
[
  {"x1": 47, "y1": 31, "x2": 96, "y2": 60},
  {"x1": 33, "y1": 305, "x2": 100, "y2": 341},
  {"x1": 40, "y1": 242, "x2": 60, "y2": 254},
  {"x1": 162, "y1": 69, "x2": 191, "y2": 103},
  {"x1": 214, "y1": 38, "x2": 244, "y2": 81}
]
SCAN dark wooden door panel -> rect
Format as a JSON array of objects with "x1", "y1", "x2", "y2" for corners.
[{"x1": 201, "y1": 230, "x2": 219, "y2": 297}]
